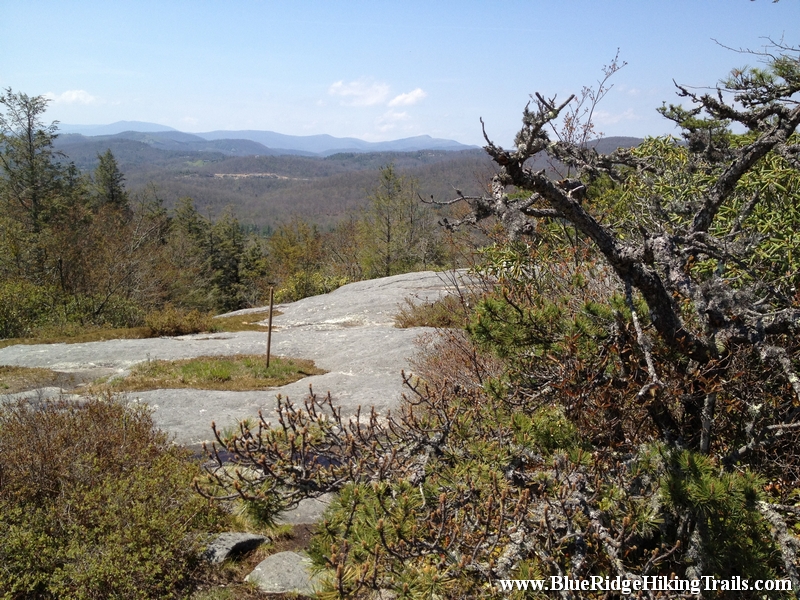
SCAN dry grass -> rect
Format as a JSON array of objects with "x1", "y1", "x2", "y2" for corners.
[
  {"x1": 411, "y1": 328, "x2": 503, "y2": 392},
  {"x1": 0, "y1": 326, "x2": 153, "y2": 350},
  {"x1": 0, "y1": 365, "x2": 83, "y2": 394},
  {"x1": 0, "y1": 310, "x2": 282, "y2": 349},
  {"x1": 212, "y1": 311, "x2": 281, "y2": 333},
  {"x1": 394, "y1": 294, "x2": 474, "y2": 329},
  {"x1": 105, "y1": 354, "x2": 325, "y2": 392}
]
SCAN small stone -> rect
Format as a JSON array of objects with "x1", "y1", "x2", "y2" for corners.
[{"x1": 202, "y1": 531, "x2": 269, "y2": 564}]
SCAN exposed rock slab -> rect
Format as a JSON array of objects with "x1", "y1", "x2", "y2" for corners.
[
  {"x1": 0, "y1": 271, "x2": 471, "y2": 446},
  {"x1": 245, "y1": 551, "x2": 324, "y2": 595}
]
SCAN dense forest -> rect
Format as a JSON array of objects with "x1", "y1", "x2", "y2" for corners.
[{"x1": 54, "y1": 133, "x2": 498, "y2": 230}]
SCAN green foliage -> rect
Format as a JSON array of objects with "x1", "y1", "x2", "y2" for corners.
[
  {"x1": 91, "y1": 149, "x2": 129, "y2": 211},
  {"x1": 511, "y1": 406, "x2": 580, "y2": 455},
  {"x1": 0, "y1": 88, "x2": 65, "y2": 233},
  {"x1": 359, "y1": 164, "x2": 444, "y2": 279},
  {"x1": 0, "y1": 396, "x2": 227, "y2": 599},
  {"x1": 162, "y1": 199, "x2": 253, "y2": 313},
  {"x1": 613, "y1": 132, "x2": 800, "y2": 298},
  {"x1": 267, "y1": 217, "x2": 352, "y2": 303},
  {"x1": 274, "y1": 270, "x2": 348, "y2": 303},
  {"x1": 661, "y1": 450, "x2": 781, "y2": 582},
  {"x1": 0, "y1": 279, "x2": 57, "y2": 338}
]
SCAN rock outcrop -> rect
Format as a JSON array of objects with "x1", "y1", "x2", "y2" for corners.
[{"x1": 0, "y1": 271, "x2": 469, "y2": 447}]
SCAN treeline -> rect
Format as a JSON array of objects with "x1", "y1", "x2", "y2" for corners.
[{"x1": 0, "y1": 89, "x2": 470, "y2": 340}]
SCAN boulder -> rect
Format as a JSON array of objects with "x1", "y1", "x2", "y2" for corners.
[
  {"x1": 245, "y1": 551, "x2": 325, "y2": 595},
  {"x1": 202, "y1": 531, "x2": 269, "y2": 564}
]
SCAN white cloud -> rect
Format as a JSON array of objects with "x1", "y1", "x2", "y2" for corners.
[
  {"x1": 593, "y1": 108, "x2": 640, "y2": 126},
  {"x1": 376, "y1": 109, "x2": 410, "y2": 132},
  {"x1": 45, "y1": 90, "x2": 99, "y2": 105},
  {"x1": 328, "y1": 79, "x2": 389, "y2": 106},
  {"x1": 388, "y1": 88, "x2": 427, "y2": 107}
]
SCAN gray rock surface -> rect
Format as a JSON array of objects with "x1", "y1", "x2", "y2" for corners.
[
  {"x1": 275, "y1": 493, "x2": 335, "y2": 526},
  {"x1": 0, "y1": 270, "x2": 470, "y2": 446},
  {"x1": 202, "y1": 532, "x2": 269, "y2": 564},
  {"x1": 245, "y1": 551, "x2": 324, "y2": 595}
]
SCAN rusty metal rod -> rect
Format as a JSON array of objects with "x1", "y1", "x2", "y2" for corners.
[{"x1": 266, "y1": 287, "x2": 274, "y2": 368}]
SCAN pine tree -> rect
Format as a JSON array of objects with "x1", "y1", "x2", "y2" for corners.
[{"x1": 92, "y1": 149, "x2": 129, "y2": 212}]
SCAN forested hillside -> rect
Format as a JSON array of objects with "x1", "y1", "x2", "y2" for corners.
[
  {"x1": 0, "y1": 89, "x2": 483, "y2": 341},
  {"x1": 54, "y1": 137, "x2": 495, "y2": 229},
  {"x1": 54, "y1": 129, "x2": 641, "y2": 229}
]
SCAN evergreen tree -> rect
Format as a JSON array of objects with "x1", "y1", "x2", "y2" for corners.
[
  {"x1": 0, "y1": 88, "x2": 64, "y2": 233},
  {"x1": 92, "y1": 149, "x2": 129, "y2": 212},
  {"x1": 360, "y1": 164, "x2": 441, "y2": 278}
]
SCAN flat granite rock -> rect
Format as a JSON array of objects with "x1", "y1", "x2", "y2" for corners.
[
  {"x1": 245, "y1": 551, "x2": 325, "y2": 595},
  {"x1": 0, "y1": 270, "x2": 473, "y2": 446}
]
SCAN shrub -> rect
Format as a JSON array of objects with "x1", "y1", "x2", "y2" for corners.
[
  {"x1": 274, "y1": 271, "x2": 347, "y2": 303},
  {"x1": 144, "y1": 303, "x2": 216, "y2": 336},
  {"x1": 0, "y1": 396, "x2": 227, "y2": 599},
  {"x1": 0, "y1": 281, "x2": 146, "y2": 340},
  {"x1": 393, "y1": 293, "x2": 473, "y2": 329},
  {"x1": 0, "y1": 280, "x2": 56, "y2": 338}
]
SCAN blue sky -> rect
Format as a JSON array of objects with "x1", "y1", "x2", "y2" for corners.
[{"x1": 1, "y1": 1, "x2": 797, "y2": 146}]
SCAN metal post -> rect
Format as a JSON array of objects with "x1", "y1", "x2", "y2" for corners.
[{"x1": 266, "y1": 287, "x2": 274, "y2": 368}]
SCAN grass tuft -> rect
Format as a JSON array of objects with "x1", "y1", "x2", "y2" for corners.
[
  {"x1": 107, "y1": 354, "x2": 325, "y2": 392},
  {"x1": 211, "y1": 310, "x2": 282, "y2": 333},
  {"x1": 394, "y1": 294, "x2": 473, "y2": 329}
]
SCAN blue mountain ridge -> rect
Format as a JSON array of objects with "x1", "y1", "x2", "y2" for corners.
[{"x1": 58, "y1": 122, "x2": 478, "y2": 156}]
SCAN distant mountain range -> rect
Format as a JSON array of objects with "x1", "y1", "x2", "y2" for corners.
[
  {"x1": 51, "y1": 120, "x2": 645, "y2": 230},
  {"x1": 57, "y1": 121, "x2": 478, "y2": 157}
]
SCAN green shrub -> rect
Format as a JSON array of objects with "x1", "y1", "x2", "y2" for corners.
[
  {"x1": 661, "y1": 450, "x2": 779, "y2": 582},
  {"x1": 0, "y1": 280, "x2": 56, "y2": 338},
  {"x1": 144, "y1": 303, "x2": 216, "y2": 336},
  {"x1": 0, "y1": 396, "x2": 228, "y2": 599},
  {"x1": 0, "y1": 280, "x2": 147, "y2": 340},
  {"x1": 274, "y1": 271, "x2": 347, "y2": 303}
]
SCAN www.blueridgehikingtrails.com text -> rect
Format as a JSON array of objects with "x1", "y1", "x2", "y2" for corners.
[{"x1": 498, "y1": 576, "x2": 793, "y2": 595}]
